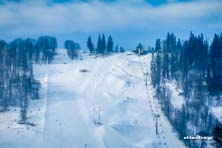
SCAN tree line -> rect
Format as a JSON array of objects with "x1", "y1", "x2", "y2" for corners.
[
  {"x1": 87, "y1": 34, "x2": 125, "y2": 55},
  {"x1": 151, "y1": 32, "x2": 222, "y2": 147},
  {"x1": 64, "y1": 34, "x2": 125, "y2": 60},
  {"x1": 0, "y1": 36, "x2": 57, "y2": 124}
]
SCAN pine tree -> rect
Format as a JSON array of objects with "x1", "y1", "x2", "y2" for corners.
[
  {"x1": 87, "y1": 36, "x2": 94, "y2": 54},
  {"x1": 101, "y1": 34, "x2": 106, "y2": 54},
  {"x1": 208, "y1": 34, "x2": 222, "y2": 90},
  {"x1": 114, "y1": 45, "x2": 119, "y2": 53},
  {"x1": 155, "y1": 39, "x2": 161, "y2": 52},
  {"x1": 97, "y1": 34, "x2": 102, "y2": 54},
  {"x1": 210, "y1": 34, "x2": 222, "y2": 78},
  {"x1": 107, "y1": 35, "x2": 114, "y2": 53},
  {"x1": 213, "y1": 122, "x2": 222, "y2": 147}
]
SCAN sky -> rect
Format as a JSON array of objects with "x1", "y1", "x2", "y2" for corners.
[{"x1": 0, "y1": 0, "x2": 221, "y2": 49}]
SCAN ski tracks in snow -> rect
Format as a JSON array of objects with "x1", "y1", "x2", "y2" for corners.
[{"x1": 38, "y1": 49, "x2": 185, "y2": 148}]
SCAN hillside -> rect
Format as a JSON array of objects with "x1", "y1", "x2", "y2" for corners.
[{"x1": 0, "y1": 49, "x2": 184, "y2": 148}]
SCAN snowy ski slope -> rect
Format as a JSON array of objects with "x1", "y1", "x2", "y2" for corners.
[{"x1": 0, "y1": 49, "x2": 185, "y2": 148}]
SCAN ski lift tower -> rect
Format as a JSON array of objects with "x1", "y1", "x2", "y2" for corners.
[
  {"x1": 96, "y1": 108, "x2": 102, "y2": 126},
  {"x1": 94, "y1": 107, "x2": 102, "y2": 126},
  {"x1": 154, "y1": 114, "x2": 160, "y2": 135},
  {"x1": 144, "y1": 72, "x2": 149, "y2": 86}
]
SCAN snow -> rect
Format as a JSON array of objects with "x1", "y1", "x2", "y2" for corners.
[
  {"x1": 211, "y1": 106, "x2": 222, "y2": 122},
  {"x1": 0, "y1": 102, "x2": 46, "y2": 148},
  {"x1": 0, "y1": 49, "x2": 185, "y2": 148},
  {"x1": 165, "y1": 80, "x2": 185, "y2": 109}
]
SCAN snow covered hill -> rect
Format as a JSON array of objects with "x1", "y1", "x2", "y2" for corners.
[{"x1": 0, "y1": 49, "x2": 185, "y2": 148}]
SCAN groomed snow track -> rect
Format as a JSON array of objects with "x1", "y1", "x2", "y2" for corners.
[{"x1": 0, "y1": 49, "x2": 185, "y2": 148}]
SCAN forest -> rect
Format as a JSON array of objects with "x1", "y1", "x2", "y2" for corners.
[
  {"x1": 0, "y1": 34, "x2": 122, "y2": 123},
  {"x1": 150, "y1": 32, "x2": 222, "y2": 147},
  {"x1": 64, "y1": 34, "x2": 125, "y2": 59},
  {"x1": 1, "y1": 32, "x2": 222, "y2": 147},
  {"x1": 0, "y1": 36, "x2": 57, "y2": 124}
]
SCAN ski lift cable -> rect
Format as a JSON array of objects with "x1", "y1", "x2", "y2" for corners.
[
  {"x1": 138, "y1": 55, "x2": 164, "y2": 142},
  {"x1": 137, "y1": 54, "x2": 171, "y2": 147}
]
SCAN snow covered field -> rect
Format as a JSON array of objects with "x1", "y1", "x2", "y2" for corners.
[{"x1": 0, "y1": 49, "x2": 185, "y2": 148}]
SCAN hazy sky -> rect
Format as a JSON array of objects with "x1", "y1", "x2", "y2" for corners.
[{"x1": 0, "y1": 0, "x2": 221, "y2": 49}]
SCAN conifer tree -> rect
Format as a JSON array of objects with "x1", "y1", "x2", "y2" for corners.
[
  {"x1": 97, "y1": 34, "x2": 102, "y2": 54},
  {"x1": 101, "y1": 34, "x2": 106, "y2": 54},
  {"x1": 87, "y1": 36, "x2": 94, "y2": 54},
  {"x1": 155, "y1": 39, "x2": 161, "y2": 52},
  {"x1": 107, "y1": 35, "x2": 114, "y2": 53},
  {"x1": 114, "y1": 45, "x2": 119, "y2": 53}
]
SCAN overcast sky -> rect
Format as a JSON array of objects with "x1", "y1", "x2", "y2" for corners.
[{"x1": 0, "y1": 0, "x2": 221, "y2": 49}]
